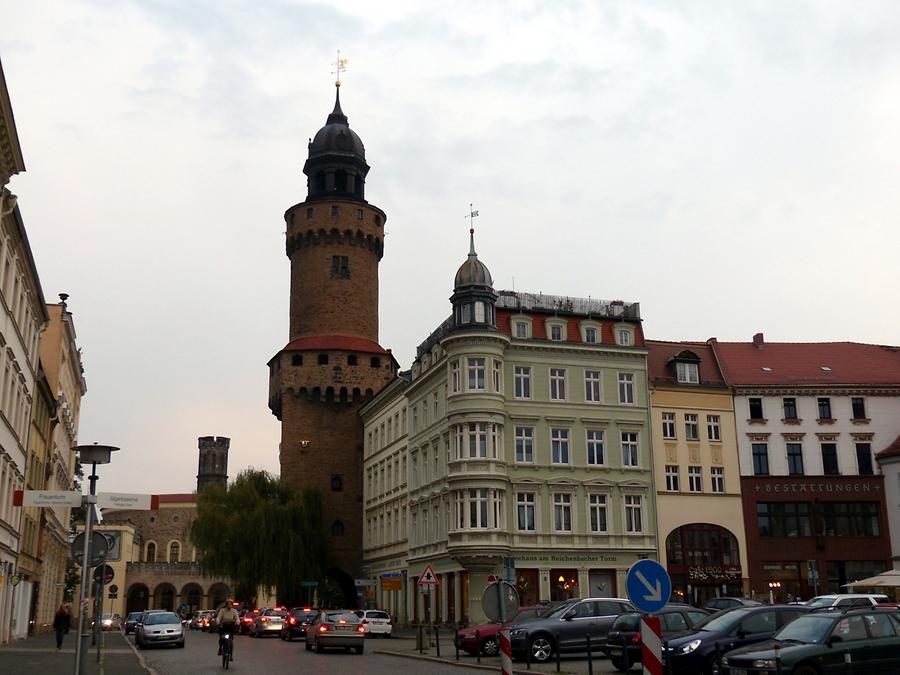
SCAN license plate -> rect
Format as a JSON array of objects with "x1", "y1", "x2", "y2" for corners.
[
  {"x1": 609, "y1": 647, "x2": 622, "y2": 655},
  {"x1": 731, "y1": 669, "x2": 747, "y2": 675},
  {"x1": 335, "y1": 625, "x2": 354, "y2": 631}
]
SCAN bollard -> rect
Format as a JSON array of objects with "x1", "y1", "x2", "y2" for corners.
[
  {"x1": 525, "y1": 635, "x2": 532, "y2": 670},
  {"x1": 586, "y1": 633, "x2": 594, "y2": 675},
  {"x1": 663, "y1": 639, "x2": 672, "y2": 675},
  {"x1": 556, "y1": 630, "x2": 561, "y2": 672},
  {"x1": 845, "y1": 649, "x2": 853, "y2": 675},
  {"x1": 476, "y1": 629, "x2": 481, "y2": 664},
  {"x1": 774, "y1": 643, "x2": 783, "y2": 675},
  {"x1": 434, "y1": 625, "x2": 441, "y2": 658},
  {"x1": 455, "y1": 629, "x2": 459, "y2": 661},
  {"x1": 499, "y1": 629, "x2": 513, "y2": 675}
]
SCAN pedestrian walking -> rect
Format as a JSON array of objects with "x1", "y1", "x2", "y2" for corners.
[{"x1": 53, "y1": 604, "x2": 71, "y2": 649}]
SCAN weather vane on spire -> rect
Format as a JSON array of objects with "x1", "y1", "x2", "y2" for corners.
[
  {"x1": 465, "y1": 203, "x2": 479, "y2": 256},
  {"x1": 332, "y1": 50, "x2": 348, "y2": 87}
]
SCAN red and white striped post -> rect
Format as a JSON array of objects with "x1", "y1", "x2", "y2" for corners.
[
  {"x1": 641, "y1": 616, "x2": 663, "y2": 675},
  {"x1": 499, "y1": 628, "x2": 513, "y2": 675}
]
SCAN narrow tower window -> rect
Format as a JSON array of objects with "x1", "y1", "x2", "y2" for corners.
[
  {"x1": 318, "y1": 354, "x2": 329, "y2": 365},
  {"x1": 331, "y1": 256, "x2": 350, "y2": 279},
  {"x1": 291, "y1": 354, "x2": 303, "y2": 366}
]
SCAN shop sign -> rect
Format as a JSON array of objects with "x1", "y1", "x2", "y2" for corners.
[
  {"x1": 514, "y1": 553, "x2": 619, "y2": 564},
  {"x1": 382, "y1": 577, "x2": 402, "y2": 591},
  {"x1": 751, "y1": 479, "x2": 881, "y2": 494},
  {"x1": 688, "y1": 566, "x2": 742, "y2": 582}
]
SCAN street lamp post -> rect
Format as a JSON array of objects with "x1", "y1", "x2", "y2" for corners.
[
  {"x1": 73, "y1": 444, "x2": 118, "y2": 675},
  {"x1": 768, "y1": 581, "x2": 782, "y2": 605}
]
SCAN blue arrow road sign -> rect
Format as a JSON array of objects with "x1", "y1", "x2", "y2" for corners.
[{"x1": 626, "y1": 559, "x2": 671, "y2": 613}]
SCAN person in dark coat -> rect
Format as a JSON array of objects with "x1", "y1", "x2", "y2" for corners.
[{"x1": 52, "y1": 604, "x2": 71, "y2": 649}]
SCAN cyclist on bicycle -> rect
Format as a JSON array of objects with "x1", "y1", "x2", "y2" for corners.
[{"x1": 216, "y1": 600, "x2": 240, "y2": 659}]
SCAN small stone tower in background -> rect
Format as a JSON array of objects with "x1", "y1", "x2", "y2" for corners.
[{"x1": 197, "y1": 436, "x2": 230, "y2": 491}]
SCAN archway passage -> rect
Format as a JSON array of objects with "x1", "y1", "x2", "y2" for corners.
[
  {"x1": 325, "y1": 567, "x2": 358, "y2": 609},
  {"x1": 207, "y1": 583, "x2": 231, "y2": 610},
  {"x1": 153, "y1": 583, "x2": 176, "y2": 611},
  {"x1": 666, "y1": 523, "x2": 742, "y2": 606},
  {"x1": 126, "y1": 584, "x2": 150, "y2": 614},
  {"x1": 181, "y1": 583, "x2": 203, "y2": 613}
]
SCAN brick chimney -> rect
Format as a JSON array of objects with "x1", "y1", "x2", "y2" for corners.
[{"x1": 753, "y1": 332, "x2": 765, "y2": 349}]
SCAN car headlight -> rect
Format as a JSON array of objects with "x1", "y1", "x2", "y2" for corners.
[
  {"x1": 721, "y1": 657, "x2": 729, "y2": 666},
  {"x1": 752, "y1": 659, "x2": 777, "y2": 669},
  {"x1": 510, "y1": 628, "x2": 525, "y2": 637},
  {"x1": 677, "y1": 639, "x2": 701, "y2": 654}
]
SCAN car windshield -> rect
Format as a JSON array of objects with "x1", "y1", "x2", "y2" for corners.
[
  {"x1": 127, "y1": 613, "x2": 142, "y2": 620},
  {"x1": 366, "y1": 611, "x2": 390, "y2": 620},
  {"x1": 774, "y1": 615, "x2": 834, "y2": 644},
  {"x1": 805, "y1": 597, "x2": 837, "y2": 608},
  {"x1": 694, "y1": 607, "x2": 750, "y2": 632},
  {"x1": 511, "y1": 608, "x2": 544, "y2": 623},
  {"x1": 542, "y1": 601, "x2": 579, "y2": 619},
  {"x1": 145, "y1": 613, "x2": 180, "y2": 626},
  {"x1": 326, "y1": 611, "x2": 359, "y2": 624},
  {"x1": 263, "y1": 608, "x2": 286, "y2": 617}
]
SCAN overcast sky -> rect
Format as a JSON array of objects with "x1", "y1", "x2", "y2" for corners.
[{"x1": 2, "y1": 1, "x2": 899, "y2": 495}]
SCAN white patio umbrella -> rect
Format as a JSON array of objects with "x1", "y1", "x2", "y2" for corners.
[{"x1": 842, "y1": 570, "x2": 900, "y2": 588}]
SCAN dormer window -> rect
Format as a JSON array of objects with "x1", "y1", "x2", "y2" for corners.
[
  {"x1": 676, "y1": 362, "x2": 699, "y2": 384},
  {"x1": 618, "y1": 329, "x2": 632, "y2": 346},
  {"x1": 550, "y1": 325, "x2": 562, "y2": 341},
  {"x1": 584, "y1": 327, "x2": 598, "y2": 344},
  {"x1": 515, "y1": 322, "x2": 527, "y2": 338},
  {"x1": 546, "y1": 320, "x2": 567, "y2": 342}
]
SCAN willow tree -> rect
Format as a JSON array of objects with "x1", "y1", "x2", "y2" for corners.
[{"x1": 191, "y1": 469, "x2": 329, "y2": 606}]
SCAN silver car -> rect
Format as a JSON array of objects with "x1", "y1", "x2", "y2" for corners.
[
  {"x1": 305, "y1": 610, "x2": 364, "y2": 654},
  {"x1": 250, "y1": 607, "x2": 287, "y2": 637},
  {"x1": 135, "y1": 611, "x2": 185, "y2": 649}
]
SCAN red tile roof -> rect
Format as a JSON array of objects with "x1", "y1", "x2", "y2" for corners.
[
  {"x1": 646, "y1": 340, "x2": 726, "y2": 386},
  {"x1": 282, "y1": 335, "x2": 390, "y2": 355},
  {"x1": 711, "y1": 340, "x2": 900, "y2": 386},
  {"x1": 876, "y1": 435, "x2": 900, "y2": 461}
]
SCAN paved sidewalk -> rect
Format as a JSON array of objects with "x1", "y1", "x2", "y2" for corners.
[{"x1": 0, "y1": 629, "x2": 149, "y2": 675}]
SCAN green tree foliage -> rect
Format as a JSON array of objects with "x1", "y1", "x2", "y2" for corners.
[{"x1": 190, "y1": 469, "x2": 329, "y2": 606}]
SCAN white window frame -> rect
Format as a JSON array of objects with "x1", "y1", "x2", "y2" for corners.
[
  {"x1": 516, "y1": 492, "x2": 536, "y2": 532},
  {"x1": 553, "y1": 493, "x2": 573, "y2": 532},
  {"x1": 707, "y1": 415, "x2": 721, "y2": 441},
  {"x1": 586, "y1": 429, "x2": 605, "y2": 465},
  {"x1": 589, "y1": 494, "x2": 608, "y2": 533},
  {"x1": 514, "y1": 322, "x2": 528, "y2": 339},
  {"x1": 621, "y1": 431, "x2": 639, "y2": 467},
  {"x1": 618, "y1": 372, "x2": 635, "y2": 404},
  {"x1": 467, "y1": 422, "x2": 488, "y2": 458},
  {"x1": 617, "y1": 328, "x2": 632, "y2": 346},
  {"x1": 492, "y1": 359, "x2": 503, "y2": 393},
  {"x1": 584, "y1": 370, "x2": 602, "y2": 403},
  {"x1": 584, "y1": 326, "x2": 598, "y2": 344},
  {"x1": 515, "y1": 426, "x2": 534, "y2": 463},
  {"x1": 688, "y1": 465, "x2": 703, "y2": 492},
  {"x1": 684, "y1": 414, "x2": 699, "y2": 441},
  {"x1": 450, "y1": 360, "x2": 460, "y2": 393},
  {"x1": 624, "y1": 494, "x2": 643, "y2": 534},
  {"x1": 711, "y1": 466, "x2": 725, "y2": 493},
  {"x1": 551, "y1": 428, "x2": 570, "y2": 464},
  {"x1": 665, "y1": 465, "x2": 680, "y2": 491},
  {"x1": 514, "y1": 366, "x2": 532, "y2": 399},
  {"x1": 550, "y1": 324, "x2": 563, "y2": 341},
  {"x1": 550, "y1": 368, "x2": 567, "y2": 401},
  {"x1": 467, "y1": 357, "x2": 486, "y2": 391},
  {"x1": 662, "y1": 412, "x2": 676, "y2": 439},
  {"x1": 676, "y1": 362, "x2": 699, "y2": 384}
]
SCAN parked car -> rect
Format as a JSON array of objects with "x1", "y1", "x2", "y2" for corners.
[
  {"x1": 605, "y1": 604, "x2": 711, "y2": 672},
  {"x1": 188, "y1": 610, "x2": 212, "y2": 631},
  {"x1": 135, "y1": 611, "x2": 185, "y2": 649},
  {"x1": 305, "y1": 609, "x2": 365, "y2": 654},
  {"x1": 703, "y1": 597, "x2": 763, "y2": 613},
  {"x1": 281, "y1": 607, "x2": 317, "y2": 641},
  {"x1": 456, "y1": 604, "x2": 551, "y2": 656},
  {"x1": 250, "y1": 607, "x2": 288, "y2": 637},
  {"x1": 355, "y1": 609, "x2": 393, "y2": 638},
  {"x1": 509, "y1": 598, "x2": 634, "y2": 663},
  {"x1": 805, "y1": 593, "x2": 889, "y2": 609},
  {"x1": 239, "y1": 609, "x2": 258, "y2": 635},
  {"x1": 721, "y1": 607, "x2": 900, "y2": 674},
  {"x1": 124, "y1": 612, "x2": 143, "y2": 635},
  {"x1": 664, "y1": 604, "x2": 811, "y2": 674}
]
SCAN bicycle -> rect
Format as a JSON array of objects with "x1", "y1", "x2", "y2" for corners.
[{"x1": 220, "y1": 629, "x2": 234, "y2": 669}]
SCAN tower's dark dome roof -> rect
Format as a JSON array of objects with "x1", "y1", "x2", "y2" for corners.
[
  {"x1": 307, "y1": 88, "x2": 366, "y2": 160},
  {"x1": 454, "y1": 231, "x2": 493, "y2": 290}
]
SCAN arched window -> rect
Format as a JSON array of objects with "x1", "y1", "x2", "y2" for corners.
[
  {"x1": 331, "y1": 520, "x2": 345, "y2": 536},
  {"x1": 331, "y1": 475, "x2": 343, "y2": 492},
  {"x1": 169, "y1": 541, "x2": 181, "y2": 563},
  {"x1": 146, "y1": 542, "x2": 156, "y2": 563}
]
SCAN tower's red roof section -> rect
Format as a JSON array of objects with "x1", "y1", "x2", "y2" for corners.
[
  {"x1": 711, "y1": 340, "x2": 900, "y2": 386},
  {"x1": 282, "y1": 335, "x2": 390, "y2": 355}
]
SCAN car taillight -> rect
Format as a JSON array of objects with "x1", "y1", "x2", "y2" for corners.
[
  {"x1": 631, "y1": 632, "x2": 640, "y2": 645},
  {"x1": 357, "y1": 626, "x2": 365, "y2": 633},
  {"x1": 243, "y1": 617, "x2": 252, "y2": 623},
  {"x1": 290, "y1": 617, "x2": 296, "y2": 624},
  {"x1": 261, "y1": 617, "x2": 269, "y2": 622},
  {"x1": 318, "y1": 625, "x2": 328, "y2": 633}
]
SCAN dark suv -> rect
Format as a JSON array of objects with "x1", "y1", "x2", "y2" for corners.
[
  {"x1": 606, "y1": 604, "x2": 710, "y2": 672},
  {"x1": 281, "y1": 607, "x2": 317, "y2": 641},
  {"x1": 508, "y1": 598, "x2": 633, "y2": 663},
  {"x1": 722, "y1": 607, "x2": 900, "y2": 674},
  {"x1": 665, "y1": 604, "x2": 811, "y2": 674}
]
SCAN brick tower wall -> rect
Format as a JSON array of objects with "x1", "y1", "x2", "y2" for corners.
[{"x1": 285, "y1": 199, "x2": 386, "y2": 341}]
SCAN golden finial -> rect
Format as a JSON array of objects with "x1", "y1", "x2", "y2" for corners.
[{"x1": 332, "y1": 50, "x2": 348, "y2": 87}]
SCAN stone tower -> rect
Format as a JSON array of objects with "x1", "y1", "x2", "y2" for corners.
[
  {"x1": 268, "y1": 83, "x2": 395, "y2": 604},
  {"x1": 197, "y1": 436, "x2": 230, "y2": 491}
]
